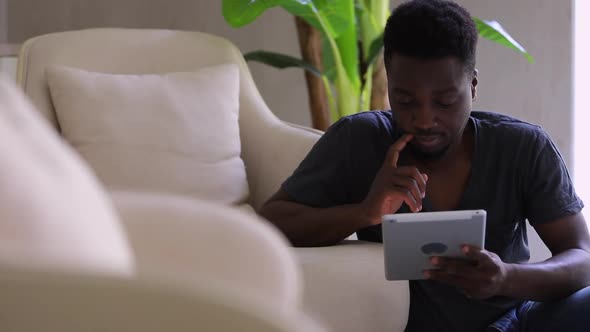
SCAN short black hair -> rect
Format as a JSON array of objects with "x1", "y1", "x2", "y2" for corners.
[{"x1": 384, "y1": 0, "x2": 478, "y2": 72}]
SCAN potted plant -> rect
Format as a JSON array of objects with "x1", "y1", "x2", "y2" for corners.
[{"x1": 223, "y1": 0, "x2": 533, "y2": 130}]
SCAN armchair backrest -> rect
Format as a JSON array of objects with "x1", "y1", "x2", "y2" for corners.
[{"x1": 17, "y1": 28, "x2": 321, "y2": 209}]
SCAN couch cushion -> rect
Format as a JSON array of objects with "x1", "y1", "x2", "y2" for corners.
[
  {"x1": 111, "y1": 191, "x2": 303, "y2": 314},
  {"x1": 46, "y1": 64, "x2": 249, "y2": 205},
  {"x1": 0, "y1": 76, "x2": 133, "y2": 276},
  {"x1": 295, "y1": 241, "x2": 409, "y2": 332}
]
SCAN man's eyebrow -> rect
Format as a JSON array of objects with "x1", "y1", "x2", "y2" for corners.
[
  {"x1": 392, "y1": 88, "x2": 413, "y2": 95},
  {"x1": 392, "y1": 87, "x2": 460, "y2": 95},
  {"x1": 433, "y1": 87, "x2": 459, "y2": 94}
]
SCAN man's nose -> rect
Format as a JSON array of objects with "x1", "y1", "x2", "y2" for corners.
[{"x1": 412, "y1": 107, "x2": 436, "y2": 130}]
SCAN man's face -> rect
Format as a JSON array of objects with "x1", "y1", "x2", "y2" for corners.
[{"x1": 386, "y1": 54, "x2": 477, "y2": 160}]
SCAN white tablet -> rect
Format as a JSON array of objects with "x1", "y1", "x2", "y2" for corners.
[{"x1": 382, "y1": 210, "x2": 486, "y2": 280}]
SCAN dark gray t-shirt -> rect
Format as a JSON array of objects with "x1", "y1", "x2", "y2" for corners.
[{"x1": 282, "y1": 110, "x2": 584, "y2": 332}]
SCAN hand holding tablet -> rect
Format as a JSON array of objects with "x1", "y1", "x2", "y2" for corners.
[{"x1": 382, "y1": 210, "x2": 486, "y2": 280}]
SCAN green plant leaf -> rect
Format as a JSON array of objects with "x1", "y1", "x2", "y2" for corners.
[
  {"x1": 282, "y1": 0, "x2": 352, "y2": 39},
  {"x1": 222, "y1": 0, "x2": 274, "y2": 28},
  {"x1": 244, "y1": 50, "x2": 323, "y2": 77},
  {"x1": 322, "y1": 0, "x2": 361, "y2": 85},
  {"x1": 474, "y1": 17, "x2": 535, "y2": 64},
  {"x1": 222, "y1": 0, "x2": 361, "y2": 118},
  {"x1": 321, "y1": 37, "x2": 337, "y2": 82},
  {"x1": 222, "y1": 0, "x2": 354, "y2": 40},
  {"x1": 331, "y1": 0, "x2": 360, "y2": 90}
]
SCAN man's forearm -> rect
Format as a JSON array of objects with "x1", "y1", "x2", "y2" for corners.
[
  {"x1": 500, "y1": 249, "x2": 590, "y2": 301},
  {"x1": 259, "y1": 201, "x2": 371, "y2": 247}
]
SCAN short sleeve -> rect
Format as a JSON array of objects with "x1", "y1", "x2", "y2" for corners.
[
  {"x1": 281, "y1": 118, "x2": 352, "y2": 207},
  {"x1": 523, "y1": 130, "x2": 584, "y2": 224}
]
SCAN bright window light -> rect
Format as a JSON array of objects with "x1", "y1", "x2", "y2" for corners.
[{"x1": 574, "y1": 0, "x2": 590, "y2": 209}]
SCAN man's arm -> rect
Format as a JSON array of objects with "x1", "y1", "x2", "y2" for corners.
[
  {"x1": 259, "y1": 189, "x2": 370, "y2": 247},
  {"x1": 260, "y1": 135, "x2": 427, "y2": 247},
  {"x1": 500, "y1": 213, "x2": 590, "y2": 301},
  {"x1": 426, "y1": 213, "x2": 590, "y2": 301}
]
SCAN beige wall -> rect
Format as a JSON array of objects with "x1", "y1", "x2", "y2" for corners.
[
  {"x1": 5, "y1": 0, "x2": 309, "y2": 126},
  {"x1": 0, "y1": 0, "x2": 6, "y2": 42}
]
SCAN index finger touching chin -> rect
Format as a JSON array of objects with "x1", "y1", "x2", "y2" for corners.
[{"x1": 388, "y1": 134, "x2": 413, "y2": 167}]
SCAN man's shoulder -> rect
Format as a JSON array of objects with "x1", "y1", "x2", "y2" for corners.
[
  {"x1": 472, "y1": 111, "x2": 540, "y2": 130},
  {"x1": 473, "y1": 112, "x2": 557, "y2": 167},
  {"x1": 343, "y1": 110, "x2": 394, "y2": 128},
  {"x1": 329, "y1": 110, "x2": 396, "y2": 140},
  {"x1": 472, "y1": 111, "x2": 547, "y2": 141}
]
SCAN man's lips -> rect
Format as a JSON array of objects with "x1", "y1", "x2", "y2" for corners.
[{"x1": 412, "y1": 135, "x2": 443, "y2": 148}]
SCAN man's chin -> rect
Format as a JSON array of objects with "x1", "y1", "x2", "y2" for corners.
[{"x1": 408, "y1": 143, "x2": 450, "y2": 160}]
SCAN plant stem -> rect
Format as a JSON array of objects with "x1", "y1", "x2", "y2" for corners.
[
  {"x1": 295, "y1": 17, "x2": 330, "y2": 130},
  {"x1": 361, "y1": 0, "x2": 390, "y2": 111},
  {"x1": 310, "y1": 3, "x2": 359, "y2": 119},
  {"x1": 322, "y1": 76, "x2": 338, "y2": 122}
]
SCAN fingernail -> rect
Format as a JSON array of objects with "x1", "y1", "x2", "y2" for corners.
[{"x1": 422, "y1": 192, "x2": 426, "y2": 198}]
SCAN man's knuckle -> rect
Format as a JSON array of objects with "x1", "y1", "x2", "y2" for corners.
[{"x1": 397, "y1": 187, "x2": 410, "y2": 195}]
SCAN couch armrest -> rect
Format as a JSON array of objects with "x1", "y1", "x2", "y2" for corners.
[
  {"x1": 0, "y1": 268, "x2": 328, "y2": 332},
  {"x1": 110, "y1": 191, "x2": 303, "y2": 314},
  {"x1": 294, "y1": 241, "x2": 409, "y2": 332},
  {"x1": 241, "y1": 120, "x2": 322, "y2": 211}
]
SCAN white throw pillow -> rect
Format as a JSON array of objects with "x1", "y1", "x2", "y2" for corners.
[
  {"x1": 0, "y1": 76, "x2": 133, "y2": 276},
  {"x1": 46, "y1": 64, "x2": 249, "y2": 205}
]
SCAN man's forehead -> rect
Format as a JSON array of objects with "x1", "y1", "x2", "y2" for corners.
[
  {"x1": 386, "y1": 54, "x2": 469, "y2": 89},
  {"x1": 386, "y1": 54, "x2": 465, "y2": 72}
]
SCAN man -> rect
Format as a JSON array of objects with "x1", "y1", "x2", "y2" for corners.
[{"x1": 260, "y1": 0, "x2": 590, "y2": 331}]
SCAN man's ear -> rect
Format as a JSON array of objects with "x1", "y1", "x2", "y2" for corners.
[{"x1": 471, "y1": 69, "x2": 479, "y2": 101}]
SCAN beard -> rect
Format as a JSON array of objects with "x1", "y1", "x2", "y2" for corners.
[{"x1": 407, "y1": 141, "x2": 451, "y2": 161}]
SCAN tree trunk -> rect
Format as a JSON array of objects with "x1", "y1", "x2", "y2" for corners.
[
  {"x1": 294, "y1": 17, "x2": 330, "y2": 131},
  {"x1": 370, "y1": 55, "x2": 390, "y2": 111}
]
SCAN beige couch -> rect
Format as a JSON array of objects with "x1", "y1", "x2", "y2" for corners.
[
  {"x1": 0, "y1": 76, "x2": 324, "y2": 332},
  {"x1": 16, "y1": 28, "x2": 409, "y2": 332}
]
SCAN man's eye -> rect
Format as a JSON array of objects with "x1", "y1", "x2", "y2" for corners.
[
  {"x1": 436, "y1": 100, "x2": 456, "y2": 108},
  {"x1": 396, "y1": 99, "x2": 414, "y2": 105}
]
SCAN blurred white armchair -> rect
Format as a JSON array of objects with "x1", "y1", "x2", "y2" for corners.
[
  {"x1": 0, "y1": 75, "x2": 323, "y2": 331},
  {"x1": 0, "y1": 269, "x2": 325, "y2": 332},
  {"x1": 16, "y1": 28, "x2": 409, "y2": 332}
]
